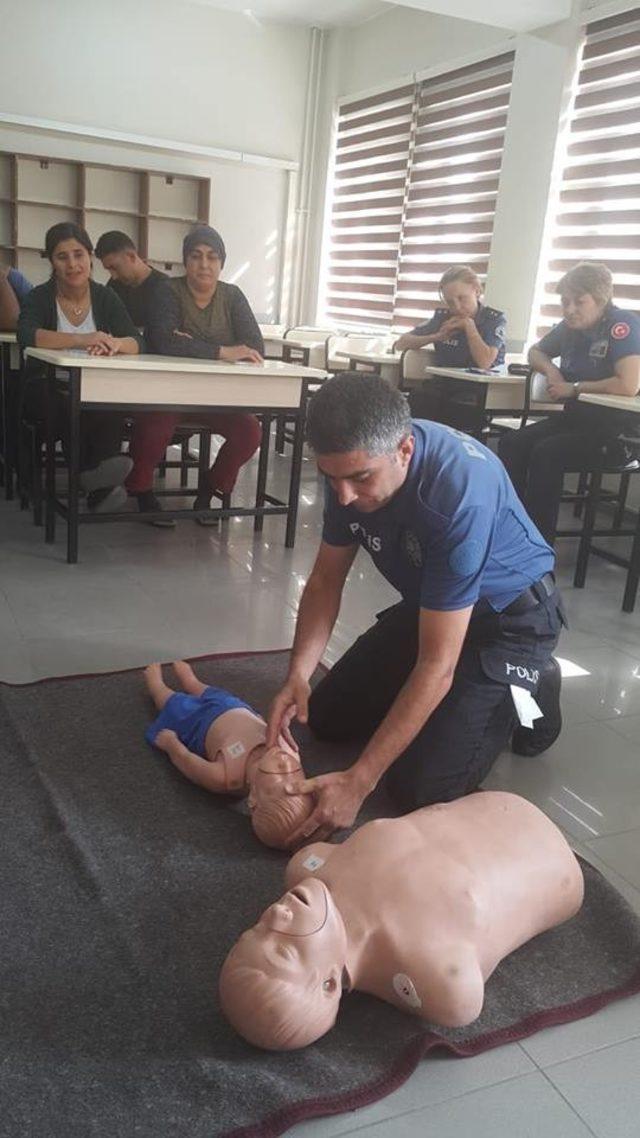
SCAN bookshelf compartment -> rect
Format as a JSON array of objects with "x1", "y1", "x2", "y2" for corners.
[
  {"x1": 149, "y1": 174, "x2": 199, "y2": 221},
  {"x1": 16, "y1": 157, "x2": 78, "y2": 206},
  {"x1": 85, "y1": 167, "x2": 141, "y2": 213}
]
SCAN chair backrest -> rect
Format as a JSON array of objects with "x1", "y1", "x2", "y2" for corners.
[
  {"x1": 284, "y1": 326, "x2": 334, "y2": 346},
  {"x1": 528, "y1": 370, "x2": 562, "y2": 414},
  {"x1": 401, "y1": 348, "x2": 439, "y2": 384},
  {"x1": 327, "y1": 332, "x2": 394, "y2": 367}
]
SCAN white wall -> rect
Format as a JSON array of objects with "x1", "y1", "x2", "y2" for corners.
[
  {"x1": 0, "y1": 0, "x2": 310, "y2": 163},
  {"x1": 0, "y1": 0, "x2": 311, "y2": 319},
  {"x1": 336, "y1": 5, "x2": 509, "y2": 97},
  {"x1": 486, "y1": 20, "x2": 581, "y2": 347}
]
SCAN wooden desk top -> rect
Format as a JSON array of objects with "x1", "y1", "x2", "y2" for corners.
[
  {"x1": 337, "y1": 349, "x2": 403, "y2": 366},
  {"x1": 25, "y1": 348, "x2": 326, "y2": 381},
  {"x1": 579, "y1": 392, "x2": 640, "y2": 414},
  {"x1": 423, "y1": 364, "x2": 525, "y2": 386}
]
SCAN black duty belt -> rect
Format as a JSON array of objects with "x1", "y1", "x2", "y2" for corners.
[{"x1": 503, "y1": 572, "x2": 556, "y2": 615}]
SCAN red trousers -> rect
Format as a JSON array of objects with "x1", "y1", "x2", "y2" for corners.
[{"x1": 126, "y1": 412, "x2": 262, "y2": 495}]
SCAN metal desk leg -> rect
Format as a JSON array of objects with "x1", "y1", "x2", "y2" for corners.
[
  {"x1": 0, "y1": 342, "x2": 13, "y2": 500},
  {"x1": 285, "y1": 385, "x2": 307, "y2": 549},
  {"x1": 67, "y1": 369, "x2": 81, "y2": 565},
  {"x1": 44, "y1": 365, "x2": 57, "y2": 543},
  {"x1": 254, "y1": 412, "x2": 271, "y2": 534}
]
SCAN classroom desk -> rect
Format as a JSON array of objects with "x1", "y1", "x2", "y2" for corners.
[
  {"x1": 579, "y1": 392, "x2": 640, "y2": 414},
  {"x1": 279, "y1": 338, "x2": 327, "y2": 370},
  {"x1": 25, "y1": 348, "x2": 325, "y2": 564},
  {"x1": 339, "y1": 349, "x2": 403, "y2": 384},
  {"x1": 408, "y1": 363, "x2": 525, "y2": 438},
  {"x1": 0, "y1": 331, "x2": 18, "y2": 500}
]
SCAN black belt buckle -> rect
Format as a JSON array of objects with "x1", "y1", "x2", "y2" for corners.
[{"x1": 506, "y1": 572, "x2": 555, "y2": 615}]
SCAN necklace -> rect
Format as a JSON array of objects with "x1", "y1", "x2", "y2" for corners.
[{"x1": 58, "y1": 291, "x2": 90, "y2": 318}]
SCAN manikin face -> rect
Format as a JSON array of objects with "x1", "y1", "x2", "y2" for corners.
[
  {"x1": 316, "y1": 435, "x2": 415, "y2": 513},
  {"x1": 50, "y1": 239, "x2": 92, "y2": 289},
  {"x1": 219, "y1": 878, "x2": 346, "y2": 1049},
  {"x1": 441, "y1": 279, "x2": 480, "y2": 318},
  {"x1": 185, "y1": 244, "x2": 222, "y2": 293},
  {"x1": 100, "y1": 249, "x2": 138, "y2": 286},
  {"x1": 561, "y1": 290, "x2": 606, "y2": 331}
]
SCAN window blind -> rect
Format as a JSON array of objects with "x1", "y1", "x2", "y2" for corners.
[
  {"x1": 537, "y1": 7, "x2": 640, "y2": 337},
  {"x1": 322, "y1": 52, "x2": 514, "y2": 332},
  {"x1": 324, "y1": 84, "x2": 416, "y2": 329},
  {"x1": 393, "y1": 52, "x2": 514, "y2": 330}
]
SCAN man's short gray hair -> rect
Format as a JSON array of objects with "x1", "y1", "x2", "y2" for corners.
[{"x1": 306, "y1": 372, "x2": 412, "y2": 456}]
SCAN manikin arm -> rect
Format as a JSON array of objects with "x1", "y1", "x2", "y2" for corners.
[
  {"x1": 154, "y1": 729, "x2": 229, "y2": 792},
  {"x1": 392, "y1": 939, "x2": 485, "y2": 1027},
  {"x1": 284, "y1": 842, "x2": 336, "y2": 890}
]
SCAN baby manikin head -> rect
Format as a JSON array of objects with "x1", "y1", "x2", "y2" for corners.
[
  {"x1": 219, "y1": 877, "x2": 347, "y2": 1049},
  {"x1": 248, "y1": 746, "x2": 314, "y2": 850}
]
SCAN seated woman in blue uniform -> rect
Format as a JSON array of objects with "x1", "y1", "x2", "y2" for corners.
[
  {"x1": 393, "y1": 264, "x2": 506, "y2": 370},
  {"x1": 499, "y1": 261, "x2": 640, "y2": 545}
]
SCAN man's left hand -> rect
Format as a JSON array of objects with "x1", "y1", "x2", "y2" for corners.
[{"x1": 284, "y1": 769, "x2": 370, "y2": 847}]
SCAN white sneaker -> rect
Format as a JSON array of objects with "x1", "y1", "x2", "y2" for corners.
[{"x1": 81, "y1": 455, "x2": 133, "y2": 493}]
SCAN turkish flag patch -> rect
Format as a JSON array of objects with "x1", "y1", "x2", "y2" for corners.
[{"x1": 611, "y1": 322, "x2": 630, "y2": 339}]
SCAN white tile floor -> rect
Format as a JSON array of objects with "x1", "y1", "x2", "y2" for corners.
[{"x1": 1, "y1": 441, "x2": 640, "y2": 1138}]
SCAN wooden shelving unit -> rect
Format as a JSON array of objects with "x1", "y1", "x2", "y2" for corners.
[{"x1": 0, "y1": 151, "x2": 211, "y2": 284}]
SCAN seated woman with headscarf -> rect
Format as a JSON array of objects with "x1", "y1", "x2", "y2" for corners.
[{"x1": 126, "y1": 225, "x2": 264, "y2": 523}]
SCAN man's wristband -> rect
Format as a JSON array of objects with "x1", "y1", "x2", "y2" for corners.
[{"x1": 572, "y1": 381, "x2": 581, "y2": 398}]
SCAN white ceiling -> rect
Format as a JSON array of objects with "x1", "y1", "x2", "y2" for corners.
[
  {"x1": 186, "y1": 0, "x2": 390, "y2": 28},
  {"x1": 185, "y1": 0, "x2": 573, "y2": 31}
]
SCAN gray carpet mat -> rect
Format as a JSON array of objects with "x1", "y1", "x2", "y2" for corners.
[{"x1": 2, "y1": 649, "x2": 640, "y2": 1138}]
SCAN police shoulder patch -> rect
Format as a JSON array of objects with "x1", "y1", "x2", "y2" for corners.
[
  {"x1": 448, "y1": 540, "x2": 484, "y2": 577},
  {"x1": 611, "y1": 322, "x2": 630, "y2": 340}
]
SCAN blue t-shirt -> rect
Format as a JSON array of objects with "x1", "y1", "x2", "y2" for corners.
[
  {"x1": 536, "y1": 305, "x2": 640, "y2": 382},
  {"x1": 412, "y1": 304, "x2": 506, "y2": 368},
  {"x1": 7, "y1": 268, "x2": 32, "y2": 305},
  {"x1": 322, "y1": 420, "x2": 554, "y2": 612}
]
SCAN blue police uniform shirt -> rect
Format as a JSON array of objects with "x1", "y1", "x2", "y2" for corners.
[
  {"x1": 7, "y1": 268, "x2": 32, "y2": 305},
  {"x1": 322, "y1": 420, "x2": 554, "y2": 612},
  {"x1": 536, "y1": 304, "x2": 640, "y2": 382},
  {"x1": 411, "y1": 304, "x2": 506, "y2": 368}
]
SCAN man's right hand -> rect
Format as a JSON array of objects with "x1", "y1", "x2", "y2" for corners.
[
  {"x1": 219, "y1": 344, "x2": 263, "y2": 364},
  {"x1": 266, "y1": 673, "x2": 311, "y2": 749}
]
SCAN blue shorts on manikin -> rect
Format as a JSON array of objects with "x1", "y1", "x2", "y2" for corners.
[{"x1": 146, "y1": 686, "x2": 255, "y2": 757}]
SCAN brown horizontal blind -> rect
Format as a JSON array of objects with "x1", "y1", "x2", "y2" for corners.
[
  {"x1": 536, "y1": 8, "x2": 640, "y2": 336},
  {"x1": 393, "y1": 52, "x2": 514, "y2": 331},
  {"x1": 324, "y1": 84, "x2": 416, "y2": 329}
]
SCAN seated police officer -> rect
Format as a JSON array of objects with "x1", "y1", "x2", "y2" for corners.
[
  {"x1": 394, "y1": 264, "x2": 506, "y2": 370},
  {"x1": 266, "y1": 373, "x2": 564, "y2": 846},
  {"x1": 499, "y1": 261, "x2": 640, "y2": 544}
]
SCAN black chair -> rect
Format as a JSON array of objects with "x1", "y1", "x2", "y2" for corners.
[
  {"x1": 154, "y1": 425, "x2": 231, "y2": 516},
  {"x1": 573, "y1": 436, "x2": 640, "y2": 612}
]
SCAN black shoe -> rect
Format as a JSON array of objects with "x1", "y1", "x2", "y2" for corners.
[
  {"x1": 135, "y1": 491, "x2": 176, "y2": 528},
  {"x1": 193, "y1": 494, "x2": 219, "y2": 527},
  {"x1": 511, "y1": 656, "x2": 562, "y2": 756},
  {"x1": 87, "y1": 485, "x2": 128, "y2": 513}
]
